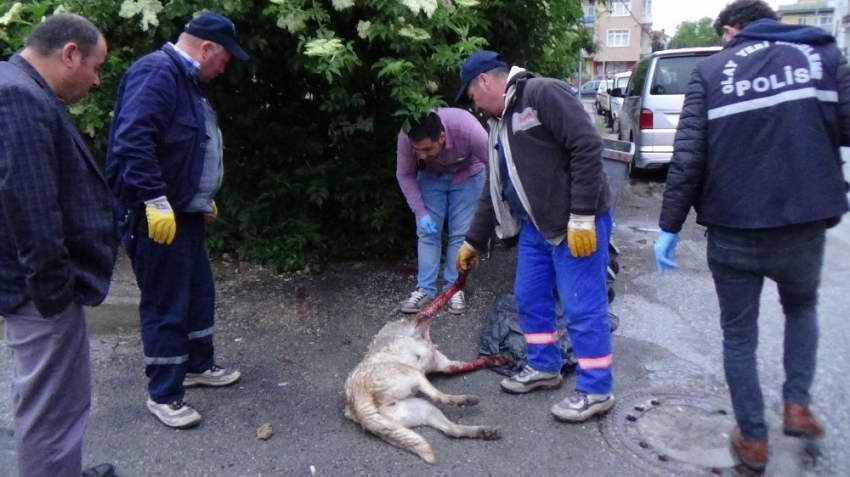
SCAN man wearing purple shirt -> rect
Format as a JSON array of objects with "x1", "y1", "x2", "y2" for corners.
[{"x1": 396, "y1": 108, "x2": 487, "y2": 314}]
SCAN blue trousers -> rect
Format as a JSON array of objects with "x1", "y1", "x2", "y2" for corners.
[
  {"x1": 125, "y1": 212, "x2": 215, "y2": 404},
  {"x1": 416, "y1": 171, "x2": 485, "y2": 297},
  {"x1": 707, "y1": 221, "x2": 826, "y2": 441},
  {"x1": 514, "y1": 211, "x2": 613, "y2": 394},
  {"x1": 4, "y1": 302, "x2": 90, "y2": 477}
]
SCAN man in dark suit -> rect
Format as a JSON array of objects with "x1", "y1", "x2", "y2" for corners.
[{"x1": 0, "y1": 13, "x2": 118, "y2": 477}]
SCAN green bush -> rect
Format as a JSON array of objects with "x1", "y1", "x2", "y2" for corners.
[{"x1": 1, "y1": 0, "x2": 596, "y2": 272}]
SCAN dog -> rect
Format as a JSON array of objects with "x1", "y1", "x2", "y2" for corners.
[{"x1": 344, "y1": 271, "x2": 512, "y2": 464}]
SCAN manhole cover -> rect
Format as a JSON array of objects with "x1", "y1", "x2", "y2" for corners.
[{"x1": 600, "y1": 391, "x2": 748, "y2": 476}]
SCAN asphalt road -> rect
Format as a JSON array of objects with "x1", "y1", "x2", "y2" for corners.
[{"x1": 1, "y1": 106, "x2": 848, "y2": 477}]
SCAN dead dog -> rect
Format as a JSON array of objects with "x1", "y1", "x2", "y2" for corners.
[{"x1": 344, "y1": 271, "x2": 512, "y2": 463}]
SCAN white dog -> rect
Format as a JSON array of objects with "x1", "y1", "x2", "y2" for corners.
[{"x1": 344, "y1": 273, "x2": 512, "y2": 463}]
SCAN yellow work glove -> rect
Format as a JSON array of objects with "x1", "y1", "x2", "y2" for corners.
[
  {"x1": 456, "y1": 241, "x2": 480, "y2": 271},
  {"x1": 205, "y1": 200, "x2": 218, "y2": 224},
  {"x1": 144, "y1": 196, "x2": 176, "y2": 245},
  {"x1": 566, "y1": 213, "x2": 596, "y2": 258}
]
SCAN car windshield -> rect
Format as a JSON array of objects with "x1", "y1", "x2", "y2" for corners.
[{"x1": 649, "y1": 56, "x2": 704, "y2": 95}]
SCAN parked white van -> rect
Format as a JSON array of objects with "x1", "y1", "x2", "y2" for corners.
[
  {"x1": 606, "y1": 71, "x2": 631, "y2": 130},
  {"x1": 615, "y1": 47, "x2": 721, "y2": 170}
]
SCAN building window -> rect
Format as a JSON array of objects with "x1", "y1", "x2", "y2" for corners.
[
  {"x1": 798, "y1": 16, "x2": 808, "y2": 25},
  {"x1": 612, "y1": 0, "x2": 630, "y2": 17},
  {"x1": 607, "y1": 29, "x2": 630, "y2": 47},
  {"x1": 583, "y1": 3, "x2": 594, "y2": 17},
  {"x1": 643, "y1": 0, "x2": 651, "y2": 15},
  {"x1": 816, "y1": 14, "x2": 833, "y2": 26}
]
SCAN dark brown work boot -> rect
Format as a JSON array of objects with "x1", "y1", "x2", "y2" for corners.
[
  {"x1": 730, "y1": 426, "x2": 767, "y2": 472},
  {"x1": 783, "y1": 403, "x2": 825, "y2": 437}
]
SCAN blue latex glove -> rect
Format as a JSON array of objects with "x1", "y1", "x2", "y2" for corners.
[
  {"x1": 417, "y1": 214, "x2": 438, "y2": 235},
  {"x1": 654, "y1": 231, "x2": 679, "y2": 275}
]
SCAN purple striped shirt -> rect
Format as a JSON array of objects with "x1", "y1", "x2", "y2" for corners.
[{"x1": 396, "y1": 108, "x2": 488, "y2": 218}]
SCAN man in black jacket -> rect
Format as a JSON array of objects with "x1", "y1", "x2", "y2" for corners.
[
  {"x1": 654, "y1": 0, "x2": 850, "y2": 471},
  {"x1": 455, "y1": 51, "x2": 614, "y2": 423}
]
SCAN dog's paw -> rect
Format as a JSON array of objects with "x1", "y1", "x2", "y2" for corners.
[
  {"x1": 486, "y1": 355, "x2": 515, "y2": 368},
  {"x1": 478, "y1": 427, "x2": 501, "y2": 440},
  {"x1": 460, "y1": 395, "x2": 480, "y2": 407}
]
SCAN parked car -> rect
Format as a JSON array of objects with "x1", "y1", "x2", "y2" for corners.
[
  {"x1": 616, "y1": 46, "x2": 721, "y2": 170},
  {"x1": 594, "y1": 80, "x2": 610, "y2": 114},
  {"x1": 578, "y1": 79, "x2": 603, "y2": 98},
  {"x1": 608, "y1": 71, "x2": 632, "y2": 131}
]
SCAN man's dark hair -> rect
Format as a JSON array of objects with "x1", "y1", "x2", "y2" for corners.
[
  {"x1": 714, "y1": 0, "x2": 778, "y2": 37},
  {"x1": 408, "y1": 112, "x2": 445, "y2": 142},
  {"x1": 25, "y1": 13, "x2": 101, "y2": 57}
]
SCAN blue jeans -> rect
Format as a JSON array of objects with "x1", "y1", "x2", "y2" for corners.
[
  {"x1": 707, "y1": 221, "x2": 826, "y2": 441},
  {"x1": 416, "y1": 171, "x2": 485, "y2": 297},
  {"x1": 514, "y1": 211, "x2": 613, "y2": 394}
]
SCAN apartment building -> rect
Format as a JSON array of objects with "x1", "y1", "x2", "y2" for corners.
[
  {"x1": 580, "y1": 0, "x2": 653, "y2": 79},
  {"x1": 777, "y1": 0, "x2": 835, "y2": 29},
  {"x1": 777, "y1": 0, "x2": 850, "y2": 56}
]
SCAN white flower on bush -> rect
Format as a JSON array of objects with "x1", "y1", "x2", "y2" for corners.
[
  {"x1": 356, "y1": 21, "x2": 371, "y2": 40},
  {"x1": 401, "y1": 0, "x2": 438, "y2": 18},
  {"x1": 331, "y1": 0, "x2": 355, "y2": 11},
  {"x1": 277, "y1": 11, "x2": 307, "y2": 33},
  {"x1": 304, "y1": 38, "x2": 344, "y2": 58},
  {"x1": 119, "y1": 0, "x2": 164, "y2": 31},
  {"x1": 0, "y1": 3, "x2": 24, "y2": 26},
  {"x1": 398, "y1": 26, "x2": 430, "y2": 41}
]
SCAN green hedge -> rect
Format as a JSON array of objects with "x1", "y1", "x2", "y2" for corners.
[{"x1": 1, "y1": 0, "x2": 596, "y2": 271}]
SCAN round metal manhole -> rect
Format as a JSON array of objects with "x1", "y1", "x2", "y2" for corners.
[{"x1": 599, "y1": 391, "x2": 747, "y2": 476}]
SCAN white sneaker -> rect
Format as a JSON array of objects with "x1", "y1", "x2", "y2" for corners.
[
  {"x1": 551, "y1": 391, "x2": 615, "y2": 422},
  {"x1": 400, "y1": 289, "x2": 432, "y2": 314},
  {"x1": 183, "y1": 365, "x2": 241, "y2": 388},
  {"x1": 500, "y1": 365, "x2": 564, "y2": 394},
  {"x1": 448, "y1": 291, "x2": 466, "y2": 315},
  {"x1": 146, "y1": 398, "x2": 202, "y2": 428}
]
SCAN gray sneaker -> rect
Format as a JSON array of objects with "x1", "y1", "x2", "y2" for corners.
[
  {"x1": 184, "y1": 365, "x2": 241, "y2": 388},
  {"x1": 146, "y1": 398, "x2": 202, "y2": 428},
  {"x1": 551, "y1": 391, "x2": 615, "y2": 422},
  {"x1": 400, "y1": 289, "x2": 432, "y2": 314},
  {"x1": 448, "y1": 291, "x2": 466, "y2": 315},
  {"x1": 500, "y1": 365, "x2": 564, "y2": 394}
]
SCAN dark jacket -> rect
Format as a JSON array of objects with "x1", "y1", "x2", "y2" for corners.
[
  {"x1": 106, "y1": 44, "x2": 210, "y2": 211},
  {"x1": 660, "y1": 19, "x2": 850, "y2": 233},
  {"x1": 465, "y1": 69, "x2": 610, "y2": 250},
  {"x1": 0, "y1": 55, "x2": 118, "y2": 316}
]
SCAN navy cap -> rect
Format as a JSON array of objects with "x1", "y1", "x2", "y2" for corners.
[
  {"x1": 185, "y1": 12, "x2": 249, "y2": 61},
  {"x1": 454, "y1": 50, "x2": 508, "y2": 103}
]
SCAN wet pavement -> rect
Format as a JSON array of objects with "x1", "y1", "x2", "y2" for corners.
[{"x1": 1, "y1": 106, "x2": 848, "y2": 476}]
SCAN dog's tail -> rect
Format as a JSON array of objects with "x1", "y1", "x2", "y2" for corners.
[
  {"x1": 348, "y1": 391, "x2": 437, "y2": 464},
  {"x1": 413, "y1": 268, "x2": 467, "y2": 340}
]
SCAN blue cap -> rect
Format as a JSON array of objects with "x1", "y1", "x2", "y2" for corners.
[
  {"x1": 185, "y1": 12, "x2": 249, "y2": 61},
  {"x1": 454, "y1": 50, "x2": 508, "y2": 103}
]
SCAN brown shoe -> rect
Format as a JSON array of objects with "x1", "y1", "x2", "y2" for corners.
[
  {"x1": 730, "y1": 426, "x2": 767, "y2": 472},
  {"x1": 783, "y1": 403, "x2": 824, "y2": 437}
]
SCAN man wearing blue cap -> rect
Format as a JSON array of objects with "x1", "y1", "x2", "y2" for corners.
[
  {"x1": 106, "y1": 11, "x2": 249, "y2": 428},
  {"x1": 455, "y1": 51, "x2": 615, "y2": 422}
]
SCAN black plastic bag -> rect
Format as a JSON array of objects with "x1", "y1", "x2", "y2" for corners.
[{"x1": 478, "y1": 293, "x2": 619, "y2": 377}]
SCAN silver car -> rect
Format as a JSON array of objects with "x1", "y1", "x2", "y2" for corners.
[{"x1": 616, "y1": 47, "x2": 721, "y2": 170}]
